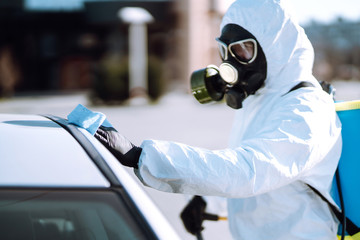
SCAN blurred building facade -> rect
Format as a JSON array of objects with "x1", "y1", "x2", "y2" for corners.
[
  {"x1": 175, "y1": 0, "x2": 230, "y2": 88},
  {"x1": 304, "y1": 18, "x2": 360, "y2": 82},
  {"x1": 0, "y1": 0, "x2": 233, "y2": 99}
]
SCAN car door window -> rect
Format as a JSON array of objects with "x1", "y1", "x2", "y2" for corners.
[{"x1": 0, "y1": 189, "x2": 156, "y2": 240}]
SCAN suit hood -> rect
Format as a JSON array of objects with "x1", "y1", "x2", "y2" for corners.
[{"x1": 220, "y1": 0, "x2": 320, "y2": 94}]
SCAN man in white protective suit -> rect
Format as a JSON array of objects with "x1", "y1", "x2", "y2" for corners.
[{"x1": 95, "y1": 0, "x2": 343, "y2": 239}]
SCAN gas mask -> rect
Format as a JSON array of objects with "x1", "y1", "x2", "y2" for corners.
[{"x1": 191, "y1": 24, "x2": 267, "y2": 109}]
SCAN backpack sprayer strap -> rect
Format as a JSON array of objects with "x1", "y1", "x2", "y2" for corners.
[
  {"x1": 307, "y1": 180, "x2": 360, "y2": 239},
  {"x1": 288, "y1": 81, "x2": 315, "y2": 92},
  {"x1": 308, "y1": 176, "x2": 360, "y2": 237}
]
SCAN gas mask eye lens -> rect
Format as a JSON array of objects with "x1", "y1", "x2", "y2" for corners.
[
  {"x1": 216, "y1": 39, "x2": 228, "y2": 60},
  {"x1": 216, "y1": 38, "x2": 258, "y2": 65},
  {"x1": 229, "y1": 39, "x2": 257, "y2": 64},
  {"x1": 230, "y1": 41, "x2": 254, "y2": 62}
]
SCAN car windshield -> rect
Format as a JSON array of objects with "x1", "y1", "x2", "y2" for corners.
[{"x1": 0, "y1": 189, "x2": 154, "y2": 240}]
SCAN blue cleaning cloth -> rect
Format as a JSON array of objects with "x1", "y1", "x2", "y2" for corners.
[{"x1": 67, "y1": 104, "x2": 113, "y2": 135}]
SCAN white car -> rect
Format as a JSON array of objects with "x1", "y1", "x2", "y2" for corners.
[{"x1": 0, "y1": 113, "x2": 181, "y2": 240}]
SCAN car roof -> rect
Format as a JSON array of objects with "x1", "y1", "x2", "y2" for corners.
[{"x1": 0, "y1": 114, "x2": 110, "y2": 187}]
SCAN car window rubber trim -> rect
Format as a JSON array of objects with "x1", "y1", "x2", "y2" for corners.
[{"x1": 42, "y1": 114, "x2": 121, "y2": 187}]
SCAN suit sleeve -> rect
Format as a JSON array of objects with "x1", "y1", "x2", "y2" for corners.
[{"x1": 134, "y1": 93, "x2": 341, "y2": 198}]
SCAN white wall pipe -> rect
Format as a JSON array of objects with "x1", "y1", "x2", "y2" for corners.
[{"x1": 118, "y1": 7, "x2": 154, "y2": 98}]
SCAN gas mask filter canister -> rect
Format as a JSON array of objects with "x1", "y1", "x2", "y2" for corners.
[{"x1": 191, "y1": 65, "x2": 226, "y2": 104}]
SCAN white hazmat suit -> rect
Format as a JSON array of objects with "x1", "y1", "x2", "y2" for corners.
[{"x1": 135, "y1": 0, "x2": 342, "y2": 239}]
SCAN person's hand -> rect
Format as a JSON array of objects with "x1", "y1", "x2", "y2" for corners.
[
  {"x1": 180, "y1": 196, "x2": 207, "y2": 235},
  {"x1": 95, "y1": 126, "x2": 142, "y2": 168}
]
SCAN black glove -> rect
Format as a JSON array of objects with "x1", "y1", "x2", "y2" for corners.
[
  {"x1": 95, "y1": 126, "x2": 142, "y2": 168},
  {"x1": 180, "y1": 196, "x2": 207, "y2": 235}
]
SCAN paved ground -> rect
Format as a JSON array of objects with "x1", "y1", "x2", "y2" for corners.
[{"x1": 0, "y1": 80, "x2": 359, "y2": 240}]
